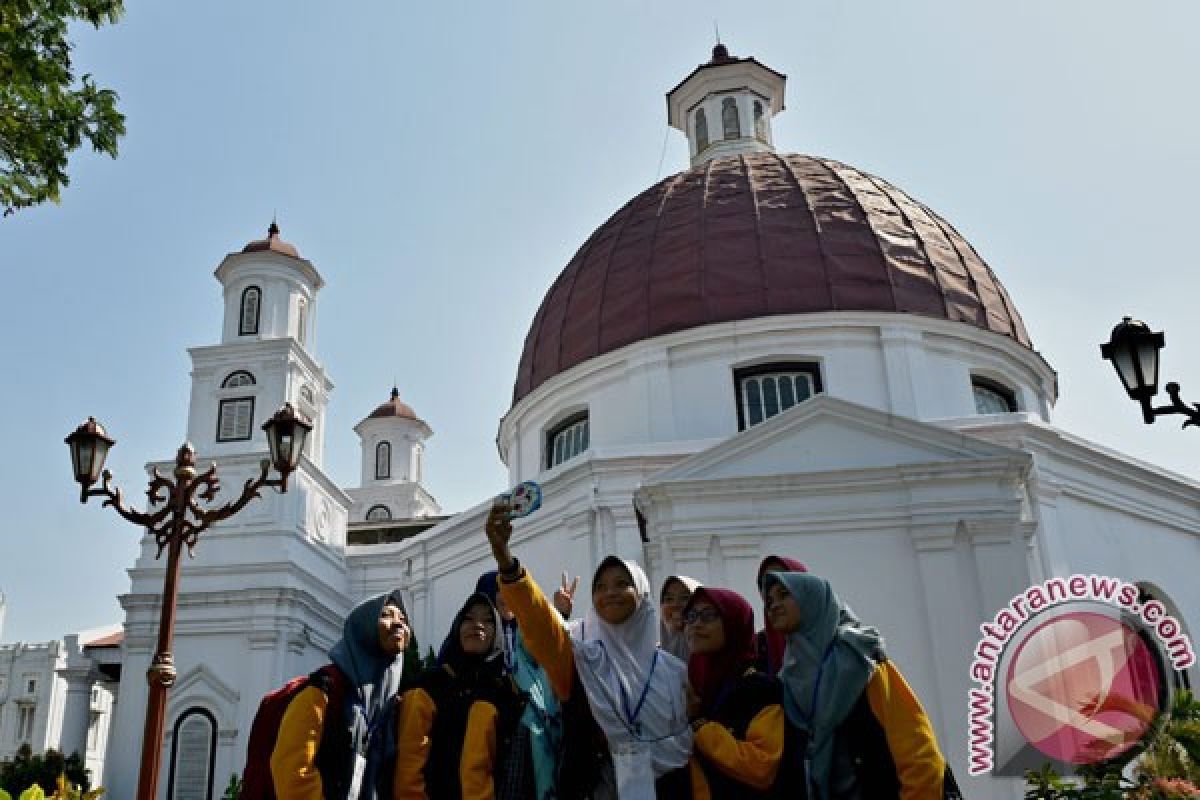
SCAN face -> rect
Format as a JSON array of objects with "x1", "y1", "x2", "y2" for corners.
[
  {"x1": 765, "y1": 582, "x2": 803, "y2": 634},
  {"x1": 660, "y1": 579, "x2": 693, "y2": 633},
  {"x1": 458, "y1": 602, "x2": 497, "y2": 655},
  {"x1": 494, "y1": 592, "x2": 515, "y2": 623},
  {"x1": 377, "y1": 602, "x2": 411, "y2": 657},
  {"x1": 684, "y1": 599, "x2": 726, "y2": 654},
  {"x1": 592, "y1": 563, "x2": 639, "y2": 625}
]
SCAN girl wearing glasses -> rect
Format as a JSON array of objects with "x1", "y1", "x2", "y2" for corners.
[
  {"x1": 761, "y1": 571, "x2": 957, "y2": 800},
  {"x1": 484, "y1": 503, "x2": 693, "y2": 800},
  {"x1": 395, "y1": 592, "x2": 525, "y2": 799},
  {"x1": 683, "y1": 587, "x2": 794, "y2": 800}
]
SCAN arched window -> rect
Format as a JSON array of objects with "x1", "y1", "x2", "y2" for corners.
[
  {"x1": 297, "y1": 298, "x2": 308, "y2": 346},
  {"x1": 546, "y1": 413, "x2": 589, "y2": 469},
  {"x1": 366, "y1": 504, "x2": 392, "y2": 522},
  {"x1": 722, "y1": 98, "x2": 740, "y2": 140},
  {"x1": 695, "y1": 108, "x2": 709, "y2": 152},
  {"x1": 754, "y1": 100, "x2": 767, "y2": 142},
  {"x1": 167, "y1": 707, "x2": 216, "y2": 800},
  {"x1": 375, "y1": 441, "x2": 391, "y2": 479},
  {"x1": 221, "y1": 371, "x2": 255, "y2": 388},
  {"x1": 239, "y1": 286, "x2": 261, "y2": 336},
  {"x1": 1136, "y1": 583, "x2": 1193, "y2": 691},
  {"x1": 972, "y1": 377, "x2": 1018, "y2": 414},
  {"x1": 734, "y1": 362, "x2": 823, "y2": 430}
]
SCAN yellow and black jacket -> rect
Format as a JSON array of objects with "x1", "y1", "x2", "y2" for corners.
[
  {"x1": 394, "y1": 662, "x2": 521, "y2": 800},
  {"x1": 831, "y1": 659, "x2": 951, "y2": 800},
  {"x1": 688, "y1": 668, "x2": 791, "y2": 800},
  {"x1": 269, "y1": 670, "x2": 355, "y2": 800}
]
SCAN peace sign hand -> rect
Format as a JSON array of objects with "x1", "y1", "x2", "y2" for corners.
[{"x1": 553, "y1": 571, "x2": 580, "y2": 618}]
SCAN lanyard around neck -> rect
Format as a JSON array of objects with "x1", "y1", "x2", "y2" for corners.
[{"x1": 619, "y1": 649, "x2": 660, "y2": 729}]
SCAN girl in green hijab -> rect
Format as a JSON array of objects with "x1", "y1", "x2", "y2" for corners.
[{"x1": 762, "y1": 571, "x2": 959, "y2": 800}]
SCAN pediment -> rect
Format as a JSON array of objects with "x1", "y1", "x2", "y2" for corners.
[
  {"x1": 650, "y1": 395, "x2": 1024, "y2": 483},
  {"x1": 168, "y1": 664, "x2": 241, "y2": 709}
]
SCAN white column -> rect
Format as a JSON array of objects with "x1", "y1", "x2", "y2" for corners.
[{"x1": 56, "y1": 636, "x2": 95, "y2": 759}]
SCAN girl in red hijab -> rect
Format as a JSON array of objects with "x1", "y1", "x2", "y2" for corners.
[
  {"x1": 684, "y1": 587, "x2": 795, "y2": 799},
  {"x1": 754, "y1": 555, "x2": 807, "y2": 675}
]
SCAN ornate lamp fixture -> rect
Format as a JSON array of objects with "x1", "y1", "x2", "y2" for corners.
[
  {"x1": 1101, "y1": 317, "x2": 1200, "y2": 428},
  {"x1": 65, "y1": 403, "x2": 311, "y2": 800}
]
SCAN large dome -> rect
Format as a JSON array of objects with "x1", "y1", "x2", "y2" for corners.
[{"x1": 513, "y1": 152, "x2": 1031, "y2": 404}]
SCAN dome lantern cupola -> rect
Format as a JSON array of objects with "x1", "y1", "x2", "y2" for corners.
[{"x1": 667, "y1": 43, "x2": 786, "y2": 166}]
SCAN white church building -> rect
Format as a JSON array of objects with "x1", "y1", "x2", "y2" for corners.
[{"x1": 95, "y1": 45, "x2": 1199, "y2": 799}]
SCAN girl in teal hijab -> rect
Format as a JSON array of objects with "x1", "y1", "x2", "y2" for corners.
[
  {"x1": 476, "y1": 570, "x2": 563, "y2": 800},
  {"x1": 762, "y1": 571, "x2": 952, "y2": 800}
]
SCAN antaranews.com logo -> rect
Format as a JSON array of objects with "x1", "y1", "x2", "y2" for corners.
[{"x1": 968, "y1": 574, "x2": 1195, "y2": 776}]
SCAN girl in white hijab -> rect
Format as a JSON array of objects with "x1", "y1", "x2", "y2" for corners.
[{"x1": 485, "y1": 505, "x2": 692, "y2": 800}]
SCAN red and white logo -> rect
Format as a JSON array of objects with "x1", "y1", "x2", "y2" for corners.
[{"x1": 1005, "y1": 611, "x2": 1162, "y2": 764}]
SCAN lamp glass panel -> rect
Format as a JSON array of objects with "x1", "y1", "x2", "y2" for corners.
[
  {"x1": 291, "y1": 427, "x2": 309, "y2": 467},
  {"x1": 74, "y1": 439, "x2": 94, "y2": 481},
  {"x1": 1136, "y1": 340, "x2": 1160, "y2": 392},
  {"x1": 1111, "y1": 344, "x2": 1140, "y2": 393}
]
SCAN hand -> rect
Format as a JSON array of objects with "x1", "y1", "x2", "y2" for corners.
[
  {"x1": 485, "y1": 500, "x2": 516, "y2": 571},
  {"x1": 553, "y1": 571, "x2": 579, "y2": 618},
  {"x1": 686, "y1": 682, "x2": 702, "y2": 721}
]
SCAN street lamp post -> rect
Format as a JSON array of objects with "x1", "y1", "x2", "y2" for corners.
[
  {"x1": 1101, "y1": 316, "x2": 1200, "y2": 429},
  {"x1": 65, "y1": 404, "x2": 311, "y2": 800}
]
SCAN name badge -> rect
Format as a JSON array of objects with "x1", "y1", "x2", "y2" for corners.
[
  {"x1": 612, "y1": 740, "x2": 655, "y2": 800},
  {"x1": 348, "y1": 752, "x2": 367, "y2": 798}
]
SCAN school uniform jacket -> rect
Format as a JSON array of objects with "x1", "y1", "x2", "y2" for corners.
[
  {"x1": 270, "y1": 683, "x2": 353, "y2": 800},
  {"x1": 394, "y1": 664, "x2": 518, "y2": 800},
  {"x1": 688, "y1": 668, "x2": 790, "y2": 800},
  {"x1": 833, "y1": 658, "x2": 948, "y2": 800}
]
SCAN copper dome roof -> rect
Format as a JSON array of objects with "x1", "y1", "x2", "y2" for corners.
[
  {"x1": 367, "y1": 388, "x2": 420, "y2": 421},
  {"x1": 242, "y1": 222, "x2": 301, "y2": 259},
  {"x1": 513, "y1": 152, "x2": 1031, "y2": 404}
]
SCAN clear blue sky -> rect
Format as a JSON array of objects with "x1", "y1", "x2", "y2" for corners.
[{"x1": 4, "y1": 1, "x2": 1199, "y2": 643}]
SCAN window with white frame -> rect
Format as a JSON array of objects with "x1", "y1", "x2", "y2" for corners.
[
  {"x1": 695, "y1": 108, "x2": 709, "y2": 152},
  {"x1": 754, "y1": 100, "x2": 767, "y2": 141},
  {"x1": 722, "y1": 97, "x2": 740, "y2": 139},
  {"x1": 972, "y1": 377, "x2": 1017, "y2": 414},
  {"x1": 168, "y1": 708, "x2": 215, "y2": 800},
  {"x1": 221, "y1": 370, "x2": 255, "y2": 388},
  {"x1": 239, "y1": 286, "x2": 261, "y2": 336},
  {"x1": 22, "y1": 674, "x2": 36, "y2": 695},
  {"x1": 297, "y1": 298, "x2": 308, "y2": 346},
  {"x1": 18, "y1": 705, "x2": 35, "y2": 742},
  {"x1": 87, "y1": 711, "x2": 102, "y2": 750},
  {"x1": 735, "y1": 363, "x2": 822, "y2": 430},
  {"x1": 375, "y1": 441, "x2": 391, "y2": 479},
  {"x1": 217, "y1": 398, "x2": 255, "y2": 441},
  {"x1": 546, "y1": 413, "x2": 589, "y2": 469},
  {"x1": 366, "y1": 505, "x2": 392, "y2": 522}
]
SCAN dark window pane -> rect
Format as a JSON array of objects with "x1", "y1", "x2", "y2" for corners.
[
  {"x1": 779, "y1": 376, "x2": 796, "y2": 410},
  {"x1": 746, "y1": 379, "x2": 763, "y2": 426},
  {"x1": 763, "y1": 377, "x2": 779, "y2": 418}
]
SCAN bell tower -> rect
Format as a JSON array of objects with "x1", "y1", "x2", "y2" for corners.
[{"x1": 667, "y1": 43, "x2": 787, "y2": 166}]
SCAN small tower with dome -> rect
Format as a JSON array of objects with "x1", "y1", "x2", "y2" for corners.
[
  {"x1": 347, "y1": 387, "x2": 441, "y2": 524},
  {"x1": 667, "y1": 43, "x2": 787, "y2": 166},
  {"x1": 186, "y1": 222, "x2": 332, "y2": 464}
]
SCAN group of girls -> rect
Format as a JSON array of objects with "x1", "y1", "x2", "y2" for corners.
[{"x1": 267, "y1": 503, "x2": 961, "y2": 799}]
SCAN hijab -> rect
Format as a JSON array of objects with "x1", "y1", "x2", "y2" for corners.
[
  {"x1": 762, "y1": 572, "x2": 883, "y2": 800},
  {"x1": 438, "y1": 592, "x2": 507, "y2": 685},
  {"x1": 756, "y1": 555, "x2": 808, "y2": 675},
  {"x1": 569, "y1": 556, "x2": 692, "y2": 782},
  {"x1": 658, "y1": 575, "x2": 701, "y2": 661},
  {"x1": 328, "y1": 589, "x2": 407, "y2": 799},
  {"x1": 684, "y1": 588, "x2": 758, "y2": 716}
]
